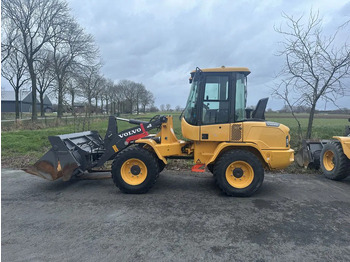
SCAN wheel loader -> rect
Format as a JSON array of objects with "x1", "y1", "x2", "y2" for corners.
[
  {"x1": 320, "y1": 119, "x2": 350, "y2": 180},
  {"x1": 295, "y1": 118, "x2": 350, "y2": 180},
  {"x1": 24, "y1": 67, "x2": 294, "y2": 196}
]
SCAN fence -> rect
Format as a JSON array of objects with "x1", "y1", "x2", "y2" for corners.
[{"x1": 1, "y1": 114, "x2": 110, "y2": 131}]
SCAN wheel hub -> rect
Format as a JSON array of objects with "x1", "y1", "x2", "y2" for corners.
[
  {"x1": 233, "y1": 168, "x2": 243, "y2": 178},
  {"x1": 120, "y1": 158, "x2": 148, "y2": 186},
  {"x1": 130, "y1": 165, "x2": 141, "y2": 175},
  {"x1": 225, "y1": 161, "x2": 254, "y2": 189}
]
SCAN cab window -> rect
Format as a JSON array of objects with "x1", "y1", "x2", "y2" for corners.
[
  {"x1": 235, "y1": 73, "x2": 247, "y2": 121},
  {"x1": 202, "y1": 76, "x2": 229, "y2": 124}
]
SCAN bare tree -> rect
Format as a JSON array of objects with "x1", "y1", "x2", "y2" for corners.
[
  {"x1": 135, "y1": 83, "x2": 146, "y2": 115},
  {"x1": 49, "y1": 18, "x2": 99, "y2": 118},
  {"x1": 140, "y1": 90, "x2": 155, "y2": 113},
  {"x1": 119, "y1": 80, "x2": 137, "y2": 114},
  {"x1": 93, "y1": 75, "x2": 105, "y2": 114},
  {"x1": 160, "y1": 104, "x2": 165, "y2": 111},
  {"x1": 77, "y1": 64, "x2": 102, "y2": 116},
  {"x1": 2, "y1": 0, "x2": 70, "y2": 120},
  {"x1": 175, "y1": 105, "x2": 182, "y2": 112},
  {"x1": 36, "y1": 53, "x2": 55, "y2": 116},
  {"x1": 166, "y1": 104, "x2": 171, "y2": 111},
  {"x1": 1, "y1": 48, "x2": 29, "y2": 119},
  {"x1": 274, "y1": 10, "x2": 350, "y2": 138},
  {"x1": 1, "y1": 14, "x2": 19, "y2": 63},
  {"x1": 102, "y1": 79, "x2": 114, "y2": 115},
  {"x1": 66, "y1": 76, "x2": 79, "y2": 115}
]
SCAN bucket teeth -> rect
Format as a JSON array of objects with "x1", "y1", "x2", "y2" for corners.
[
  {"x1": 23, "y1": 161, "x2": 60, "y2": 181},
  {"x1": 23, "y1": 161, "x2": 78, "y2": 181}
]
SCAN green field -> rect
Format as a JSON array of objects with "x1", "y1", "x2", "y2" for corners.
[{"x1": 1, "y1": 112, "x2": 348, "y2": 169}]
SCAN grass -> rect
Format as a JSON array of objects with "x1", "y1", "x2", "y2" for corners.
[
  {"x1": 266, "y1": 114, "x2": 348, "y2": 149},
  {"x1": 1, "y1": 111, "x2": 349, "y2": 170}
]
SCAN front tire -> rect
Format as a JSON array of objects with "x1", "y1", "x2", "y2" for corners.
[
  {"x1": 213, "y1": 150, "x2": 264, "y2": 197},
  {"x1": 112, "y1": 146, "x2": 159, "y2": 193},
  {"x1": 320, "y1": 142, "x2": 349, "y2": 180}
]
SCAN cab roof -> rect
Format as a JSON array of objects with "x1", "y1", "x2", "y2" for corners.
[{"x1": 191, "y1": 66, "x2": 251, "y2": 74}]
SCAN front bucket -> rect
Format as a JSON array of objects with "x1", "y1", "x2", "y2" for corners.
[
  {"x1": 22, "y1": 130, "x2": 105, "y2": 181},
  {"x1": 295, "y1": 139, "x2": 330, "y2": 169},
  {"x1": 23, "y1": 149, "x2": 79, "y2": 181}
]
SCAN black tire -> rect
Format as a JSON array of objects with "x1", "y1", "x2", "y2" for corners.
[
  {"x1": 320, "y1": 142, "x2": 349, "y2": 180},
  {"x1": 138, "y1": 143, "x2": 165, "y2": 173},
  {"x1": 213, "y1": 150, "x2": 264, "y2": 197},
  {"x1": 112, "y1": 146, "x2": 159, "y2": 193},
  {"x1": 158, "y1": 160, "x2": 166, "y2": 173}
]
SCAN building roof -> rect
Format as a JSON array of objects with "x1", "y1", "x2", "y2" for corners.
[
  {"x1": 1, "y1": 90, "x2": 52, "y2": 106},
  {"x1": 1, "y1": 90, "x2": 31, "y2": 101}
]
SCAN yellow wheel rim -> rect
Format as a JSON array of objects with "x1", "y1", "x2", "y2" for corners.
[
  {"x1": 121, "y1": 158, "x2": 147, "y2": 185},
  {"x1": 323, "y1": 150, "x2": 335, "y2": 171},
  {"x1": 225, "y1": 161, "x2": 254, "y2": 189}
]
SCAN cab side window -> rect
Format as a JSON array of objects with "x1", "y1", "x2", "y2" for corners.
[{"x1": 202, "y1": 76, "x2": 229, "y2": 124}]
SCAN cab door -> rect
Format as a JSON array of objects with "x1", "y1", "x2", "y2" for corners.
[{"x1": 200, "y1": 74, "x2": 231, "y2": 141}]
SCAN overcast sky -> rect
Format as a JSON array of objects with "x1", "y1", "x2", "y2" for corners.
[
  {"x1": 4, "y1": 0, "x2": 350, "y2": 110},
  {"x1": 66, "y1": 0, "x2": 350, "y2": 110}
]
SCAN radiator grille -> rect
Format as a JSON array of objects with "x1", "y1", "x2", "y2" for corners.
[{"x1": 231, "y1": 124, "x2": 242, "y2": 141}]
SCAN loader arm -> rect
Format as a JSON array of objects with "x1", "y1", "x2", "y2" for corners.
[{"x1": 23, "y1": 115, "x2": 168, "y2": 181}]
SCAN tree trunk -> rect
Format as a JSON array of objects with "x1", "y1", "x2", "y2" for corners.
[
  {"x1": 88, "y1": 97, "x2": 92, "y2": 117},
  {"x1": 28, "y1": 62, "x2": 37, "y2": 121},
  {"x1": 40, "y1": 92, "x2": 45, "y2": 117},
  {"x1": 143, "y1": 105, "x2": 146, "y2": 113},
  {"x1": 15, "y1": 90, "x2": 19, "y2": 120},
  {"x1": 306, "y1": 103, "x2": 317, "y2": 139},
  {"x1": 71, "y1": 92, "x2": 75, "y2": 116},
  {"x1": 95, "y1": 97, "x2": 98, "y2": 114},
  {"x1": 57, "y1": 79, "x2": 64, "y2": 118},
  {"x1": 136, "y1": 94, "x2": 139, "y2": 115},
  {"x1": 106, "y1": 99, "x2": 109, "y2": 115}
]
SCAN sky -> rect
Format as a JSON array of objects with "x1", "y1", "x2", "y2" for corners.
[{"x1": 3, "y1": 0, "x2": 350, "y2": 110}]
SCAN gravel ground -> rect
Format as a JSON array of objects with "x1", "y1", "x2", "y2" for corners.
[{"x1": 2, "y1": 169, "x2": 350, "y2": 262}]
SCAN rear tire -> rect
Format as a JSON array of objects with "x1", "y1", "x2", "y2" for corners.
[
  {"x1": 112, "y1": 146, "x2": 159, "y2": 193},
  {"x1": 213, "y1": 150, "x2": 264, "y2": 197},
  {"x1": 320, "y1": 142, "x2": 349, "y2": 180}
]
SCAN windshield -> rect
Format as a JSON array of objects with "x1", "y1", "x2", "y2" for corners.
[
  {"x1": 235, "y1": 73, "x2": 247, "y2": 121},
  {"x1": 183, "y1": 80, "x2": 199, "y2": 125}
]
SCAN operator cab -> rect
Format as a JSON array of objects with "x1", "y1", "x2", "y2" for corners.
[{"x1": 183, "y1": 66, "x2": 264, "y2": 126}]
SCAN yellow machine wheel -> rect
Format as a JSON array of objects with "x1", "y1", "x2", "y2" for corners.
[
  {"x1": 120, "y1": 158, "x2": 148, "y2": 185},
  {"x1": 320, "y1": 142, "x2": 349, "y2": 180},
  {"x1": 213, "y1": 150, "x2": 264, "y2": 197},
  {"x1": 225, "y1": 161, "x2": 254, "y2": 189},
  {"x1": 322, "y1": 150, "x2": 334, "y2": 171},
  {"x1": 112, "y1": 146, "x2": 159, "y2": 193}
]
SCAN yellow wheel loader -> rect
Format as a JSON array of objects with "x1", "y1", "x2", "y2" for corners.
[
  {"x1": 24, "y1": 67, "x2": 294, "y2": 196},
  {"x1": 320, "y1": 119, "x2": 350, "y2": 180}
]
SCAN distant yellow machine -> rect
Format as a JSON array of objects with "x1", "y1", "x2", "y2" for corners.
[
  {"x1": 24, "y1": 67, "x2": 294, "y2": 196},
  {"x1": 320, "y1": 124, "x2": 350, "y2": 180}
]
